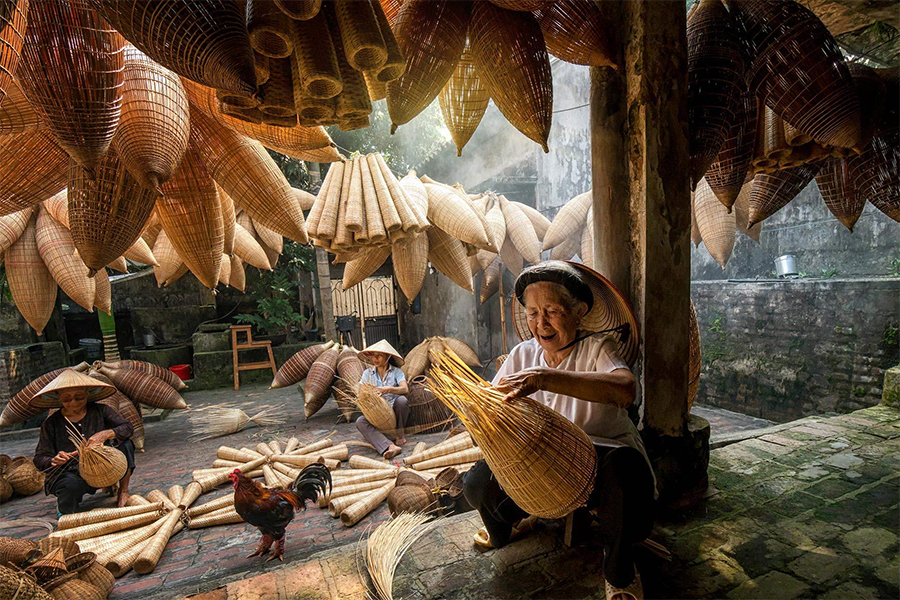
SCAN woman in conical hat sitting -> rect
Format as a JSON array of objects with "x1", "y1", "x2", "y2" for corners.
[
  {"x1": 32, "y1": 369, "x2": 136, "y2": 514},
  {"x1": 356, "y1": 339, "x2": 409, "y2": 460}
]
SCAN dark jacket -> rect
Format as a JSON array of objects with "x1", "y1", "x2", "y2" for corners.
[{"x1": 33, "y1": 403, "x2": 133, "y2": 471}]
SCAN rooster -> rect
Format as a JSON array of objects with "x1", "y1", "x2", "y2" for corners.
[{"x1": 227, "y1": 462, "x2": 332, "y2": 561}]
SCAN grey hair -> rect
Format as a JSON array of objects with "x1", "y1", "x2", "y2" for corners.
[{"x1": 524, "y1": 281, "x2": 588, "y2": 318}]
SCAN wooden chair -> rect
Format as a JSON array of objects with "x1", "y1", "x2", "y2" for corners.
[{"x1": 231, "y1": 325, "x2": 277, "y2": 390}]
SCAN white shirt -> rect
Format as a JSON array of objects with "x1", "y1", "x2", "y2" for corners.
[{"x1": 493, "y1": 334, "x2": 655, "y2": 489}]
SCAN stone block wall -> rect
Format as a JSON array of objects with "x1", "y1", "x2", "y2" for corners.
[
  {"x1": 692, "y1": 279, "x2": 900, "y2": 422},
  {"x1": 0, "y1": 342, "x2": 67, "y2": 415}
]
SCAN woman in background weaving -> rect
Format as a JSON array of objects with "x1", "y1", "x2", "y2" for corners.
[
  {"x1": 355, "y1": 340, "x2": 410, "y2": 460},
  {"x1": 463, "y1": 261, "x2": 655, "y2": 600}
]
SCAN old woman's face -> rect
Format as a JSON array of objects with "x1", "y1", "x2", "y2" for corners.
[
  {"x1": 523, "y1": 282, "x2": 587, "y2": 354},
  {"x1": 59, "y1": 389, "x2": 88, "y2": 414}
]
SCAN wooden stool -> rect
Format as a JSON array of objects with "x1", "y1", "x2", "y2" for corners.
[{"x1": 231, "y1": 325, "x2": 277, "y2": 390}]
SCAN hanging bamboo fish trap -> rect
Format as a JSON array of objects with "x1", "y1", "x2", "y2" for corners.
[
  {"x1": 252, "y1": 219, "x2": 283, "y2": 254},
  {"x1": 217, "y1": 184, "x2": 236, "y2": 256},
  {"x1": 5, "y1": 219, "x2": 57, "y2": 335},
  {"x1": 392, "y1": 232, "x2": 429, "y2": 302},
  {"x1": 0, "y1": 0, "x2": 26, "y2": 107},
  {"x1": 189, "y1": 407, "x2": 285, "y2": 439},
  {"x1": 342, "y1": 247, "x2": 391, "y2": 290},
  {"x1": 542, "y1": 191, "x2": 591, "y2": 250},
  {"x1": 694, "y1": 178, "x2": 736, "y2": 269},
  {"x1": 218, "y1": 255, "x2": 232, "y2": 285},
  {"x1": 0, "y1": 206, "x2": 32, "y2": 255},
  {"x1": 304, "y1": 346, "x2": 339, "y2": 419},
  {"x1": 423, "y1": 182, "x2": 492, "y2": 250},
  {"x1": 500, "y1": 196, "x2": 541, "y2": 264},
  {"x1": 480, "y1": 256, "x2": 502, "y2": 304},
  {"x1": 275, "y1": 0, "x2": 322, "y2": 20},
  {"x1": 247, "y1": 0, "x2": 294, "y2": 59},
  {"x1": 67, "y1": 146, "x2": 158, "y2": 274},
  {"x1": 289, "y1": 9, "x2": 342, "y2": 100},
  {"x1": 188, "y1": 108, "x2": 308, "y2": 243},
  {"x1": 0, "y1": 130, "x2": 69, "y2": 218},
  {"x1": 158, "y1": 147, "x2": 225, "y2": 289},
  {"x1": 439, "y1": 44, "x2": 489, "y2": 157},
  {"x1": 330, "y1": 21, "x2": 373, "y2": 121},
  {"x1": 387, "y1": 0, "x2": 471, "y2": 131},
  {"x1": 687, "y1": 0, "x2": 744, "y2": 188},
  {"x1": 92, "y1": 268, "x2": 112, "y2": 314},
  {"x1": 731, "y1": 179, "x2": 761, "y2": 243},
  {"x1": 533, "y1": 0, "x2": 614, "y2": 68},
  {"x1": 815, "y1": 157, "x2": 863, "y2": 232},
  {"x1": 354, "y1": 382, "x2": 396, "y2": 432},
  {"x1": 734, "y1": 0, "x2": 861, "y2": 150},
  {"x1": 233, "y1": 221, "x2": 271, "y2": 270},
  {"x1": 514, "y1": 202, "x2": 551, "y2": 242},
  {"x1": 152, "y1": 230, "x2": 184, "y2": 286},
  {"x1": 333, "y1": 0, "x2": 387, "y2": 72},
  {"x1": 748, "y1": 163, "x2": 821, "y2": 227},
  {"x1": 427, "y1": 226, "x2": 473, "y2": 293},
  {"x1": 503, "y1": 235, "x2": 525, "y2": 277},
  {"x1": 705, "y1": 89, "x2": 757, "y2": 210},
  {"x1": 95, "y1": 364, "x2": 188, "y2": 410},
  {"x1": 91, "y1": 0, "x2": 257, "y2": 98},
  {"x1": 16, "y1": 0, "x2": 124, "y2": 174},
  {"x1": 847, "y1": 133, "x2": 899, "y2": 222},
  {"x1": 271, "y1": 341, "x2": 334, "y2": 388},
  {"x1": 229, "y1": 255, "x2": 247, "y2": 291},
  {"x1": 429, "y1": 349, "x2": 598, "y2": 519},
  {"x1": 470, "y1": 3, "x2": 552, "y2": 152},
  {"x1": 113, "y1": 45, "x2": 190, "y2": 193},
  {"x1": 259, "y1": 57, "x2": 296, "y2": 117},
  {"x1": 34, "y1": 209, "x2": 95, "y2": 311},
  {"x1": 549, "y1": 233, "x2": 580, "y2": 261},
  {"x1": 67, "y1": 424, "x2": 127, "y2": 489},
  {"x1": 0, "y1": 80, "x2": 42, "y2": 136}
]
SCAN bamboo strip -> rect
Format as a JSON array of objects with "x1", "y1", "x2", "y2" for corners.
[
  {"x1": 349, "y1": 455, "x2": 396, "y2": 470},
  {"x1": 185, "y1": 494, "x2": 235, "y2": 518},
  {"x1": 411, "y1": 447, "x2": 483, "y2": 471},
  {"x1": 57, "y1": 502, "x2": 163, "y2": 531},
  {"x1": 50, "y1": 511, "x2": 162, "y2": 542},
  {"x1": 340, "y1": 480, "x2": 395, "y2": 527},
  {"x1": 402, "y1": 432, "x2": 472, "y2": 465}
]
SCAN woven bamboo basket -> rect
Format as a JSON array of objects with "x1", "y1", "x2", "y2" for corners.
[
  {"x1": 67, "y1": 431, "x2": 127, "y2": 490},
  {"x1": 271, "y1": 342, "x2": 333, "y2": 388},
  {"x1": 0, "y1": 207, "x2": 32, "y2": 255},
  {"x1": 705, "y1": 89, "x2": 757, "y2": 210},
  {"x1": 392, "y1": 232, "x2": 429, "y2": 302},
  {"x1": 92, "y1": 0, "x2": 256, "y2": 98},
  {"x1": 181, "y1": 77, "x2": 333, "y2": 154},
  {"x1": 259, "y1": 57, "x2": 296, "y2": 117},
  {"x1": 58, "y1": 502, "x2": 163, "y2": 531},
  {"x1": 542, "y1": 191, "x2": 591, "y2": 250},
  {"x1": 549, "y1": 233, "x2": 579, "y2": 261},
  {"x1": 387, "y1": 0, "x2": 470, "y2": 131},
  {"x1": 412, "y1": 447, "x2": 483, "y2": 471},
  {"x1": 185, "y1": 493, "x2": 234, "y2": 518},
  {"x1": 35, "y1": 208, "x2": 95, "y2": 311},
  {"x1": 189, "y1": 108, "x2": 308, "y2": 243},
  {"x1": 431, "y1": 352, "x2": 598, "y2": 518},
  {"x1": 17, "y1": 0, "x2": 124, "y2": 173},
  {"x1": 294, "y1": 438, "x2": 335, "y2": 455},
  {"x1": 0, "y1": 0, "x2": 26, "y2": 106},
  {"x1": 364, "y1": 70, "x2": 387, "y2": 102},
  {"x1": 396, "y1": 470, "x2": 430, "y2": 489},
  {"x1": 37, "y1": 538, "x2": 79, "y2": 560},
  {"x1": 328, "y1": 488, "x2": 376, "y2": 517},
  {"x1": 114, "y1": 45, "x2": 190, "y2": 193},
  {"x1": 123, "y1": 237, "x2": 158, "y2": 266},
  {"x1": 107, "y1": 256, "x2": 128, "y2": 274},
  {"x1": 340, "y1": 480, "x2": 395, "y2": 527},
  {"x1": 500, "y1": 237, "x2": 524, "y2": 277},
  {"x1": 815, "y1": 157, "x2": 863, "y2": 232},
  {"x1": 0, "y1": 80, "x2": 41, "y2": 136},
  {"x1": 304, "y1": 346, "x2": 339, "y2": 419},
  {"x1": 694, "y1": 178, "x2": 736, "y2": 269},
  {"x1": 5, "y1": 218, "x2": 57, "y2": 335},
  {"x1": 424, "y1": 182, "x2": 492, "y2": 250},
  {"x1": 368, "y1": 154, "x2": 402, "y2": 232},
  {"x1": 875, "y1": 66, "x2": 898, "y2": 135},
  {"x1": 387, "y1": 485, "x2": 436, "y2": 517},
  {"x1": 342, "y1": 246, "x2": 391, "y2": 290},
  {"x1": 532, "y1": 0, "x2": 613, "y2": 67},
  {"x1": 5, "y1": 460, "x2": 43, "y2": 496},
  {"x1": 322, "y1": 477, "x2": 390, "y2": 508},
  {"x1": 140, "y1": 211, "x2": 162, "y2": 249},
  {"x1": 333, "y1": 1, "x2": 387, "y2": 72},
  {"x1": 748, "y1": 163, "x2": 821, "y2": 227},
  {"x1": 688, "y1": 301, "x2": 701, "y2": 412},
  {"x1": 67, "y1": 146, "x2": 158, "y2": 273},
  {"x1": 248, "y1": 0, "x2": 294, "y2": 59},
  {"x1": 847, "y1": 133, "x2": 899, "y2": 223},
  {"x1": 96, "y1": 364, "x2": 188, "y2": 410},
  {"x1": 229, "y1": 255, "x2": 246, "y2": 291},
  {"x1": 158, "y1": 148, "x2": 225, "y2": 289},
  {"x1": 355, "y1": 382, "x2": 396, "y2": 432},
  {"x1": 470, "y1": 3, "x2": 551, "y2": 152},
  {"x1": 500, "y1": 196, "x2": 541, "y2": 264},
  {"x1": 0, "y1": 130, "x2": 69, "y2": 218},
  {"x1": 687, "y1": 0, "x2": 744, "y2": 187},
  {"x1": 348, "y1": 455, "x2": 395, "y2": 470},
  {"x1": 731, "y1": 179, "x2": 761, "y2": 243},
  {"x1": 275, "y1": 0, "x2": 322, "y2": 20},
  {"x1": 439, "y1": 44, "x2": 489, "y2": 157},
  {"x1": 734, "y1": 0, "x2": 860, "y2": 149},
  {"x1": 27, "y1": 547, "x2": 66, "y2": 582},
  {"x1": 0, "y1": 565, "x2": 54, "y2": 600},
  {"x1": 334, "y1": 348, "x2": 363, "y2": 421},
  {"x1": 407, "y1": 376, "x2": 453, "y2": 434},
  {"x1": 233, "y1": 222, "x2": 271, "y2": 270},
  {"x1": 0, "y1": 478, "x2": 11, "y2": 503},
  {"x1": 290, "y1": 10, "x2": 342, "y2": 100},
  {"x1": 370, "y1": 0, "x2": 405, "y2": 83},
  {"x1": 403, "y1": 432, "x2": 472, "y2": 466},
  {"x1": 64, "y1": 553, "x2": 110, "y2": 595},
  {"x1": 103, "y1": 359, "x2": 186, "y2": 391},
  {"x1": 187, "y1": 508, "x2": 243, "y2": 529},
  {"x1": 46, "y1": 573, "x2": 105, "y2": 600},
  {"x1": 0, "y1": 537, "x2": 39, "y2": 567},
  {"x1": 427, "y1": 226, "x2": 473, "y2": 293}
]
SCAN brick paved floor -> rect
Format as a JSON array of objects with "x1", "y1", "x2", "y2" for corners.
[{"x1": 183, "y1": 405, "x2": 899, "y2": 600}]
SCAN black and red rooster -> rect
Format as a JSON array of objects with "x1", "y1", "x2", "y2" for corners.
[{"x1": 227, "y1": 462, "x2": 332, "y2": 561}]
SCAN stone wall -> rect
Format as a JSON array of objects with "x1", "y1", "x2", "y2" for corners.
[
  {"x1": 691, "y1": 278, "x2": 900, "y2": 422},
  {"x1": 0, "y1": 342, "x2": 67, "y2": 420}
]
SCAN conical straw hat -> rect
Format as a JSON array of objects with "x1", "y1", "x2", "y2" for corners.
[
  {"x1": 33, "y1": 370, "x2": 115, "y2": 407},
  {"x1": 359, "y1": 339, "x2": 404, "y2": 367}
]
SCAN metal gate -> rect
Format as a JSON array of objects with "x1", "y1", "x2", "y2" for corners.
[{"x1": 331, "y1": 276, "x2": 400, "y2": 350}]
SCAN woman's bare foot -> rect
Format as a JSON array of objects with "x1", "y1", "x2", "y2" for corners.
[
  {"x1": 395, "y1": 437, "x2": 406, "y2": 446},
  {"x1": 383, "y1": 444, "x2": 402, "y2": 460},
  {"x1": 117, "y1": 490, "x2": 131, "y2": 508}
]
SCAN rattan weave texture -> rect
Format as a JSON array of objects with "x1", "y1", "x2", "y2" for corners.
[
  {"x1": 439, "y1": 44, "x2": 489, "y2": 157},
  {"x1": 533, "y1": 0, "x2": 614, "y2": 68},
  {"x1": 0, "y1": 129, "x2": 69, "y2": 217},
  {"x1": 5, "y1": 218, "x2": 57, "y2": 334},
  {"x1": 0, "y1": 0, "x2": 26, "y2": 107}
]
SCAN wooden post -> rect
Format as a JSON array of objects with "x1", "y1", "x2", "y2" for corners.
[
  {"x1": 314, "y1": 247, "x2": 337, "y2": 342},
  {"x1": 498, "y1": 271, "x2": 508, "y2": 354}
]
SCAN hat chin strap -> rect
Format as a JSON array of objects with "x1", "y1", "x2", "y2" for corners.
[{"x1": 557, "y1": 323, "x2": 631, "y2": 352}]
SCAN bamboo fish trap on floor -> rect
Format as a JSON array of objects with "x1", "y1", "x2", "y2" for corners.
[{"x1": 428, "y1": 349, "x2": 598, "y2": 519}]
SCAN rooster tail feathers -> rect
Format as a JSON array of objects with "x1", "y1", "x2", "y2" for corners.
[{"x1": 291, "y1": 462, "x2": 332, "y2": 507}]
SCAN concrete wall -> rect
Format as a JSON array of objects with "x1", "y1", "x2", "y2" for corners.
[{"x1": 691, "y1": 279, "x2": 900, "y2": 422}]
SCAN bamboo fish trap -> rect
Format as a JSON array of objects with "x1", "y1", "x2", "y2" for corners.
[
  {"x1": 533, "y1": 0, "x2": 614, "y2": 68},
  {"x1": 0, "y1": 80, "x2": 41, "y2": 136},
  {"x1": 66, "y1": 424, "x2": 127, "y2": 489},
  {"x1": 0, "y1": 130, "x2": 69, "y2": 218},
  {"x1": 5, "y1": 218, "x2": 58, "y2": 335},
  {"x1": 354, "y1": 382, "x2": 396, "y2": 432},
  {"x1": 101, "y1": 359, "x2": 188, "y2": 391},
  {"x1": 189, "y1": 407, "x2": 285, "y2": 440},
  {"x1": 694, "y1": 178, "x2": 736, "y2": 269},
  {"x1": 439, "y1": 43, "x2": 489, "y2": 157},
  {"x1": 428, "y1": 349, "x2": 598, "y2": 519},
  {"x1": 34, "y1": 208, "x2": 95, "y2": 312},
  {"x1": 0, "y1": 0, "x2": 26, "y2": 107},
  {"x1": 271, "y1": 341, "x2": 334, "y2": 388}
]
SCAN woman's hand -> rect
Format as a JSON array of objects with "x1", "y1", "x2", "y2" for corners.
[
  {"x1": 374, "y1": 386, "x2": 391, "y2": 395},
  {"x1": 50, "y1": 451, "x2": 77, "y2": 467},
  {"x1": 86, "y1": 430, "x2": 115, "y2": 448},
  {"x1": 495, "y1": 367, "x2": 548, "y2": 403}
]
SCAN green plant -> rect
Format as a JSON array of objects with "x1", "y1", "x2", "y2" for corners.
[
  {"x1": 236, "y1": 272, "x2": 306, "y2": 338},
  {"x1": 889, "y1": 257, "x2": 900, "y2": 278},
  {"x1": 883, "y1": 323, "x2": 899, "y2": 348},
  {"x1": 820, "y1": 268, "x2": 839, "y2": 279},
  {"x1": 709, "y1": 314, "x2": 726, "y2": 335},
  {"x1": 852, "y1": 387, "x2": 867, "y2": 398}
]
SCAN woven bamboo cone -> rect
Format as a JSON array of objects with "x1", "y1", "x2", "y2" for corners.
[
  {"x1": 484, "y1": 200, "x2": 506, "y2": 252},
  {"x1": 188, "y1": 508, "x2": 244, "y2": 529},
  {"x1": 186, "y1": 494, "x2": 235, "y2": 518},
  {"x1": 694, "y1": 178, "x2": 735, "y2": 269},
  {"x1": 271, "y1": 342, "x2": 334, "y2": 388},
  {"x1": 50, "y1": 512, "x2": 162, "y2": 542},
  {"x1": 375, "y1": 154, "x2": 419, "y2": 232},
  {"x1": 412, "y1": 447, "x2": 483, "y2": 471},
  {"x1": 514, "y1": 202, "x2": 551, "y2": 242},
  {"x1": 437, "y1": 337, "x2": 480, "y2": 367},
  {"x1": 403, "y1": 432, "x2": 472, "y2": 465},
  {"x1": 152, "y1": 230, "x2": 182, "y2": 286},
  {"x1": 533, "y1": 0, "x2": 613, "y2": 67},
  {"x1": 543, "y1": 191, "x2": 592, "y2": 250},
  {"x1": 167, "y1": 485, "x2": 184, "y2": 506},
  {"x1": 427, "y1": 226, "x2": 473, "y2": 292},
  {"x1": 424, "y1": 183, "x2": 492, "y2": 250},
  {"x1": 34, "y1": 208, "x2": 95, "y2": 311},
  {"x1": 57, "y1": 502, "x2": 163, "y2": 531},
  {"x1": 315, "y1": 444, "x2": 349, "y2": 461},
  {"x1": 272, "y1": 454, "x2": 340, "y2": 471},
  {"x1": 500, "y1": 196, "x2": 541, "y2": 263},
  {"x1": 107, "y1": 256, "x2": 129, "y2": 273},
  {"x1": 189, "y1": 108, "x2": 308, "y2": 243},
  {"x1": 328, "y1": 468, "x2": 396, "y2": 488},
  {"x1": 229, "y1": 255, "x2": 246, "y2": 291},
  {"x1": 92, "y1": 268, "x2": 113, "y2": 313},
  {"x1": 402, "y1": 338, "x2": 432, "y2": 379},
  {"x1": 304, "y1": 346, "x2": 339, "y2": 419},
  {"x1": 305, "y1": 161, "x2": 337, "y2": 237},
  {"x1": 254, "y1": 220, "x2": 283, "y2": 254},
  {"x1": 100, "y1": 519, "x2": 168, "y2": 575},
  {"x1": 318, "y1": 477, "x2": 391, "y2": 508},
  {"x1": 334, "y1": 1, "x2": 387, "y2": 72},
  {"x1": 0, "y1": 80, "x2": 42, "y2": 136},
  {"x1": 0, "y1": 0, "x2": 25, "y2": 108},
  {"x1": 360, "y1": 157, "x2": 387, "y2": 242},
  {"x1": 317, "y1": 161, "x2": 345, "y2": 240},
  {"x1": 145, "y1": 490, "x2": 176, "y2": 511},
  {"x1": 123, "y1": 237, "x2": 158, "y2": 266},
  {"x1": 293, "y1": 438, "x2": 335, "y2": 455},
  {"x1": 217, "y1": 446, "x2": 260, "y2": 462},
  {"x1": 349, "y1": 455, "x2": 396, "y2": 470},
  {"x1": 343, "y1": 247, "x2": 392, "y2": 290},
  {"x1": 329, "y1": 488, "x2": 379, "y2": 517},
  {"x1": 76, "y1": 518, "x2": 156, "y2": 556},
  {"x1": 233, "y1": 221, "x2": 272, "y2": 270},
  {"x1": 392, "y1": 232, "x2": 429, "y2": 301},
  {"x1": 439, "y1": 43, "x2": 490, "y2": 156},
  {"x1": 706, "y1": 89, "x2": 757, "y2": 210},
  {"x1": 248, "y1": 0, "x2": 294, "y2": 59},
  {"x1": 368, "y1": 154, "x2": 403, "y2": 232},
  {"x1": 341, "y1": 480, "x2": 395, "y2": 526},
  {"x1": 216, "y1": 184, "x2": 236, "y2": 257},
  {"x1": 17, "y1": 0, "x2": 125, "y2": 173},
  {"x1": 114, "y1": 45, "x2": 190, "y2": 192},
  {"x1": 125, "y1": 494, "x2": 150, "y2": 506},
  {"x1": 290, "y1": 11, "x2": 342, "y2": 100},
  {"x1": 0, "y1": 207, "x2": 33, "y2": 255},
  {"x1": 732, "y1": 180, "x2": 761, "y2": 243},
  {"x1": 5, "y1": 218, "x2": 57, "y2": 334},
  {"x1": 0, "y1": 130, "x2": 69, "y2": 217},
  {"x1": 132, "y1": 482, "x2": 203, "y2": 574}
]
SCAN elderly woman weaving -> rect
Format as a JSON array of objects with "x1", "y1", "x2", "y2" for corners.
[
  {"x1": 355, "y1": 340, "x2": 410, "y2": 460},
  {"x1": 463, "y1": 261, "x2": 655, "y2": 600}
]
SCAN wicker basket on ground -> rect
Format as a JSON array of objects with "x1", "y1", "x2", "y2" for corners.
[
  {"x1": 0, "y1": 565, "x2": 53, "y2": 600},
  {"x1": 407, "y1": 376, "x2": 453, "y2": 434},
  {"x1": 271, "y1": 342, "x2": 333, "y2": 388},
  {"x1": 64, "y1": 552, "x2": 114, "y2": 598},
  {"x1": 43, "y1": 571, "x2": 104, "y2": 600},
  {"x1": 387, "y1": 484, "x2": 436, "y2": 517},
  {"x1": 0, "y1": 538, "x2": 40, "y2": 567},
  {"x1": 5, "y1": 459, "x2": 44, "y2": 496}
]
